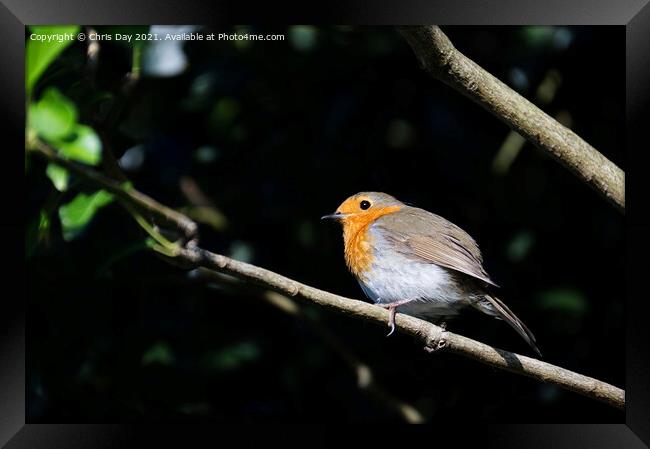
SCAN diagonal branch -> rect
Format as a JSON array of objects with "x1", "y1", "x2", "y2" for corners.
[
  {"x1": 28, "y1": 140, "x2": 625, "y2": 410},
  {"x1": 397, "y1": 26, "x2": 625, "y2": 213},
  {"x1": 29, "y1": 140, "x2": 198, "y2": 240},
  {"x1": 176, "y1": 246, "x2": 625, "y2": 410}
]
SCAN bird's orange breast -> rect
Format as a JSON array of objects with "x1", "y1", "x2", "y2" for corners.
[{"x1": 341, "y1": 205, "x2": 402, "y2": 280}]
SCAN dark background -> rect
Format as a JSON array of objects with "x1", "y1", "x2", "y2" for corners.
[{"x1": 26, "y1": 25, "x2": 625, "y2": 422}]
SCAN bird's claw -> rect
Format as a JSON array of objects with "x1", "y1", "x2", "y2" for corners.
[
  {"x1": 386, "y1": 305, "x2": 397, "y2": 337},
  {"x1": 423, "y1": 331, "x2": 448, "y2": 354}
]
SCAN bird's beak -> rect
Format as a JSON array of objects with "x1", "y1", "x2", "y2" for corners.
[{"x1": 321, "y1": 211, "x2": 345, "y2": 221}]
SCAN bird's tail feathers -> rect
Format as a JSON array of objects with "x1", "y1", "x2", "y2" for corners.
[{"x1": 473, "y1": 295, "x2": 542, "y2": 358}]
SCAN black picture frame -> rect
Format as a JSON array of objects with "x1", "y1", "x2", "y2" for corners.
[{"x1": 3, "y1": 0, "x2": 649, "y2": 446}]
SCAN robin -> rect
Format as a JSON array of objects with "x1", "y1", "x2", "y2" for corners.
[{"x1": 322, "y1": 191, "x2": 541, "y2": 356}]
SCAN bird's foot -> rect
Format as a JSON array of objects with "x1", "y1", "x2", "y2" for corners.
[
  {"x1": 423, "y1": 324, "x2": 448, "y2": 354},
  {"x1": 386, "y1": 305, "x2": 397, "y2": 337},
  {"x1": 380, "y1": 300, "x2": 412, "y2": 337}
]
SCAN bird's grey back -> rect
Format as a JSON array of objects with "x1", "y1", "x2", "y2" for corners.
[{"x1": 373, "y1": 206, "x2": 496, "y2": 286}]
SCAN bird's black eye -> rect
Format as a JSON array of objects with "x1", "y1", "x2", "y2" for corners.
[{"x1": 360, "y1": 200, "x2": 371, "y2": 210}]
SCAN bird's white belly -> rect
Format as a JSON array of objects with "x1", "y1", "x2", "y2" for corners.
[{"x1": 357, "y1": 231, "x2": 469, "y2": 318}]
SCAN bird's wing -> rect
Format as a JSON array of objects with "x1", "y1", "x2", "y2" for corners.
[{"x1": 374, "y1": 207, "x2": 498, "y2": 287}]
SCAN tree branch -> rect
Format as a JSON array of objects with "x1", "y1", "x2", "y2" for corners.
[
  {"x1": 397, "y1": 26, "x2": 625, "y2": 213},
  {"x1": 29, "y1": 140, "x2": 625, "y2": 410},
  {"x1": 29, "y1": 140, "x2": 198, "y2": 240},
  {"x1": 176, "y1": 246, "x2": 625, "y2": 410}
]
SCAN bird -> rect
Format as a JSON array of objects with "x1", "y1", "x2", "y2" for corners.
[{"x1": 322, "y1": 191, "x2": 541, "y2": 357}]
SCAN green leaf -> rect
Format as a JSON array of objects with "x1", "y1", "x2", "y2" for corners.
[
  {"x1": 28, "y1": 88, "x2": 102, "y2": 165},
  {"x1": 38, "y1": 210, "x2": 51, "y2": 237},
  {"x1": 28, "y1": 87, "x2": 78, "y2": 141},
  {"x1": 142, "y1": 342, "x2": 175, "y2": 366},
  {"x1": 45, "y1": 163, "x2": 69, "y2": 191},
  {"x1": 57, "y1": 124, "x2": 102, "y2": 165},
  {"x1": 536, "y1": 287, "x2": 589, "y2": 315},
  {"x1": 26, "y1": 210, "x2": 52, "y2": 259},
  {"x1": 521, "y1": 26, "x2": 555, "y2": 48},
  {"x1": 506, "y1": 230, "x2": 536, "y2": 262},
  {"x1": 26, "y1": 25, "x2": 80, "y2": 93},
  {"x1": 178, "y1": 402, "x2": 212, "y2": 415},
  {"x1": 288, "y1": 25, "x2": 318, "y2": 52},
  {"x1": 212, "y1": 97, "x2": 240, "y2": 125},
  {"x1": 204, "y1": 341, "x2": 260, "y2": 372},
  {"x1": 58, "y1": 190, "x2": 114, "y2": 241}
]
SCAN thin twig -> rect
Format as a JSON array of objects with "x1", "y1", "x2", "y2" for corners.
[
  {"x1": 29, "y1": 140, "x2": 198, "y2": 240},
  {"x1": 30, "y1": 140, "x2": 625, "y2": 410},
  {"x1": 397, "y1": 26, "x2": 625, "y2": 213}
]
